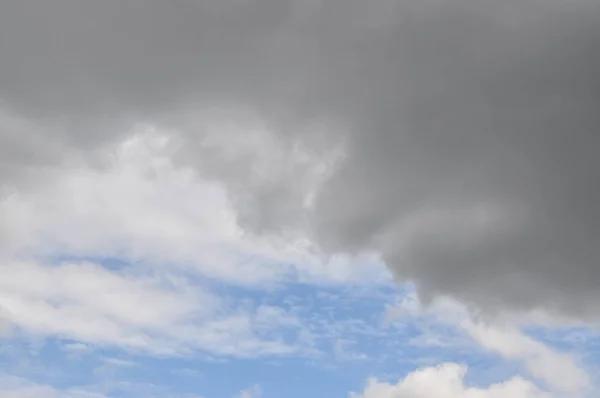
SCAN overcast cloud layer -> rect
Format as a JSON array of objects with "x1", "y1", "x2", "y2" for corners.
[{"x1": 1, "y1": 0, "x2": 600, "y2": 321}]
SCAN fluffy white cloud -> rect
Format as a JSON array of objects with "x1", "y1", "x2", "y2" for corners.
[
  {"x1": 0, "y1": 126, "x2": 385, "y2": 357},
  {"x1": 0, "y1": 126, "x2": 392, "y2": 384},
  {"x1": 383, "y1": 293, "x2": 594, "y2": 397},
  {"x1": 0, "y1": 127, "x2": 386, "y2": 287},
  {"x1": 352, "y1": 363, "x2": 551, "y2": 398}
]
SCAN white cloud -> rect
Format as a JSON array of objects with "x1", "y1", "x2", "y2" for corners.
[
  {"x1": 0, "y1": 127, "x2": 387, "y2": 359},
  {"x1": 0, "y1": 373, "x2": 108, "y2": 398},
  {"x1": 234, "y1": 385, "x2": 262, "y2": 398},
  {"x1": 0, "y1": 372, "x2": 209, "y2": 398},
  {"x1": 0, "y1": 259, "x2": 201, "y2": 354},
  {"x1": 464, "y1": 322, "x2": 591, "y2": 395},
  {"x1": 0, "y1": 259, "x2": 313, "y2": 357},
  {"x1": 383, "y1": 293, "x2": 594, "y2": 397},
  {"x1": 351, "y1": 363, "x2": 552, "y2": 398},
  {"x1": 0, "y1": 127, "x2": 387, "y2": 287}
]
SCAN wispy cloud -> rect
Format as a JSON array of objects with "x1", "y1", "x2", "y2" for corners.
[{"x1": 234, "y1": 385, "x2": 262, "y2": 398}]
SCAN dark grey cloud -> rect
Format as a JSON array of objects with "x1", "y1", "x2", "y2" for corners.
[{"x1": 1, "y1": 0, "x2": 600, "y2": 320}]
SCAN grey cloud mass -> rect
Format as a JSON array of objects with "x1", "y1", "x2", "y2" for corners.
[{"x1": 1, "y1": 0, "x2": 600, "y2": 320}]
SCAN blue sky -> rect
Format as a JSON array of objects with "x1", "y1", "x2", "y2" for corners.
[
  {"x1": 0, "y1": 277, "x2": 573, "y2": 398},
  {"x1": 1, "y1": 274, "x2": 599, "y2": 398}
]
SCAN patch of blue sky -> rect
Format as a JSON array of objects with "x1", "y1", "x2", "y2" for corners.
[
  {"x1": 0, "y1": 279, "x2": 565, "y2": 397},
  {"x1": 4, "y1": 255, "x2": 600, "y2": 397}
]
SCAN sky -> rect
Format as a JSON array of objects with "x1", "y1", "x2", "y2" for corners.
[{"x1": 0, "y1": 0, "x2": 600, "y2": 397}]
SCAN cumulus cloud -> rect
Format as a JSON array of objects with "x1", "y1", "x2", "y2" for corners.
[
  {"x1": 0, "y1": 119, "x2": 383, "y2": 366},
  {"x1": 0, "y1": 128, "x2": 385, "y2": 286},
  {"x1": 1, "y1": 0, "x2": 599, "y2": 321},
  {"x1": 351, "y1": 363, "x2": 552, "y2": 398},
  {"x1": 384, "y1": 293, "x2": 594, "y2": 396}
]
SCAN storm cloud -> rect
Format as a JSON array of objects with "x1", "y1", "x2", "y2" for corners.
[{"x1": 1, "y1": 0, "x2": 600, "y2": 320}]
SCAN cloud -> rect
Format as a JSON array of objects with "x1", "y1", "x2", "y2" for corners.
[
  {"x1": 234, "y1": 385, "x2": 263, "y2": 398},
  {"x1": 384, "y1": 293, "x2": 594, "y2": 396},
  {"x1": 0, "y1": 125, "x2": 390, "y2": 367},
  {"x1": 351, "y1": 363, "x2": 552, "y2": 398},
  {"x1": 0, "y1": 259, "x2": 201, "y2": 354},
  {"x1": 2, "y1": 0, "x2": 600, "y2": 321},
  {"x1": 0, "y1": 373, "x2": 108, "y2": 398},
  {"x1": 0, "y1": 258, "x2": 314, "y2": 357},
  {"x1": 465, "y1": 323, "x2": 591, "y2": 395},
  {"x1": 0, "y1": 372, "x2": 209, "y2": 398},
  {"x1": 0, "y1": 128, "x2": 385, "y2": 287}
]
